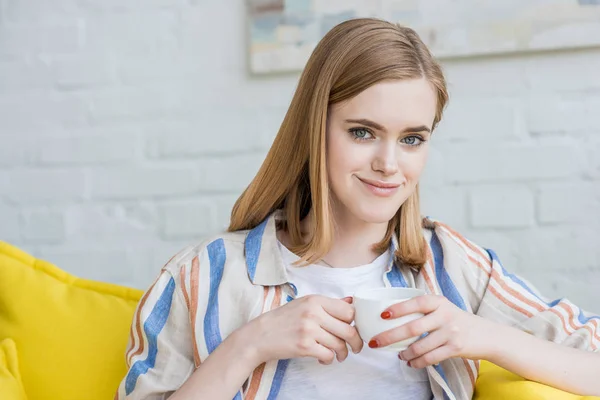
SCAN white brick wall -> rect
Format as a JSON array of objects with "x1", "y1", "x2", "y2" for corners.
[{"x1": 1, "y1": 2, "x2": 599, "y2": 312}]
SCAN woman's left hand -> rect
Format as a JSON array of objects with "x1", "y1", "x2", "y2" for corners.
[{"x1": 368, "y1": 295, "x2": 497, "y2": 368}]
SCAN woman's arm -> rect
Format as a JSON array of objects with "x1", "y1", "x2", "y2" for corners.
[
  {"x1": 170, "y1": 328, "x2": 261, "y2": 400},
  {"x1": 485, "y1": 322, "x2": 600, "y2": 396}
]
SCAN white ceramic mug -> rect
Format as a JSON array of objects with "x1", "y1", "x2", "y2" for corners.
[{"x1": 353, "y1": 287, "x2": 426, "y2": 351}]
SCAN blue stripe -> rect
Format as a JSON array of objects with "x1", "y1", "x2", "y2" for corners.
[
  {"x1": 125, "y1": 277, "x2": 176, "y2": 395},
  {"x1": 433, "y1": 363, "x2": 451, "y2": 400},
  {"x1": 578, "y1": 309, "x2": 600, "y2": 324},
  {"x1": 486, "y1": 249, "x2": 600, "y2": 322},
  {"x1": 267, "y1": 359, "x2": 290, "y2": 400},
  {"x1": 245, "y1": 218, "x2": 269, "y2": 281},
  {"x1": 386, "y1": 263, "x2": 408, "y2": 288},
  {"x1": 204, "y1": 239, "x2": 244, "y2": 400},
  {"x1": 430, "y1": 232, "x2": 467, "y2": 311},
  {"x1": 204, "y1": 238, "x2": 226, "y2": 354}
]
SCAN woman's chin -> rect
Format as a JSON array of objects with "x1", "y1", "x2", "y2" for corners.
[{"x1": 352, "y1": 207, "x2": 399, "y2": 225}]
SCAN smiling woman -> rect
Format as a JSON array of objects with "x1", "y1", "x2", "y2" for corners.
[{"x1": 115, "y1": 18, "x2": 600, "y2": 400}]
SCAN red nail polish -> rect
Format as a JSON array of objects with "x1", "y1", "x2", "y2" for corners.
[
  {"x1": 380, "y1": 311, "x2": 391, "y2": 319},
  {"x1": 407, "y1": 361, "x2": 412, "y2": 367},
  {"x1": 368, "y1": 339, "x2": 379, "y2": 349}
]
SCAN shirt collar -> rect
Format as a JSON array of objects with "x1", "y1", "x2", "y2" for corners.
[
  {"x1": 244, "y1": 210, "x2": 403, "y2": 286},
  {"x1": 244, "y1": 211, "x2": 289, "y2": 286}
]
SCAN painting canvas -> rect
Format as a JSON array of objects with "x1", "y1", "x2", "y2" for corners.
[{"x1": 247, "y1": 0, "x2": 600, "y2": 74}]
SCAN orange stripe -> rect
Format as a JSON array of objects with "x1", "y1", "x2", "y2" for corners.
[
  {"x1": 126, "y1": 276, "x2": 161, "y2": 364},
  {"x1": 488, "y1": 285, "x2": 533, "y2": 317},
  {"x1": 245, "y1": 363, "x2": 266, "y2": 399},
  {"x1": 490, "y1": 269, "x2": 544, "y2": 313},
  {"x1": 180, "y1": 265, "x2": 191, "y2": 310},
  {"x1": 437, "y1": 223, "x2": 490, "y2": 269},
  {"x1": 463, "y1": 358, "x2": 475, "y2": 387},
  {"x1": 423, "y1": 246, "x2": 438, "y2": 294},
  {"x1": 190, "y1": 256, "x2": 201, "y2": 367},
  {"x1": 557, "y1": 303, "x2": 600, "y2": 346},
  {"x1": 245, "y1": 286, "x2": 282, "y2": 399}
]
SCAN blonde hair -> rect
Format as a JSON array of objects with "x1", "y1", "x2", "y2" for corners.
[{"x1": 229, "y1": 18, "x2": 448, "y2": 268}]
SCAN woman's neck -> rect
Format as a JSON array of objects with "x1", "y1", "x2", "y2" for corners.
[{"x1": 301, "y1": 208, "x2": 389, "y2": 268}]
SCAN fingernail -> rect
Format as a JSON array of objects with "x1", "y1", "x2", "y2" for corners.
[
  {"x1": 407, "y1": 361, "x2": 412, "y2": 367},
  {"x1": 368, "y1": 339, "x2": 379, "y2": 349},
  {"x1": 380, "y1": 311, "x2": 391, "y2": 319},
  {"x1": 342, "y1": 296, "x2": 353, "y2": 304},
  {"x1": 397, "y1": 352, "x2": 404, "y2": 361}
]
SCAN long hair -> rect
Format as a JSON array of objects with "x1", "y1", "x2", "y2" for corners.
[{"x1": 229, "y1": 18, "x2": 448, "y2": 268}]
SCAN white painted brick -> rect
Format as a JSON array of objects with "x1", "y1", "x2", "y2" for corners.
[
  {"x1": 78, "y1": 0, "x2": 186, "y2": 12},
  {"x1": 87, "y1": 87, "x2": 187, "y2": 124},
  {"x1": 37, "y1": 245, "x2": 135, "y2": 284},
  {"x1": 584, "y1": 135, "x2": 600, "y2": 179},
  {"x1": 525, "y1": 49, "x2": 600, "y2": 92},
  {"x1": 145, "y1": 117, "x2": 274, "y2": 158},
  {"x1": 89, "y1": 166, "x2": 200, "y2": 199},
  {"x1": 178, "y1": 3, "x2": 245, "y2": 71},
  {"x1": 0, "y1": 22, "x2": 83, "y2": 56},
  {"x1": 419, "y1": 144, "x2": 445, "y2": 187},
  {"x1": 0, "y1": 57, "x2": 53, "y2": 91},
  {"x1": 469, "y1": 185, "x2": 535, "y2": 228},
  {"x1": 51, "y1": 53, "x2": 117, "y2": 90},
  {"x1": 537, "y1": 182, "x2": 600, "y2": 224},
  {"x1": 116, "y1": 53, "x2": 202, "y2": 85},
  {"x1": 515, "y1": 226, "x2": 600, "y2": 272},
  {"x1": 445, "y1": 142, "x2": 581, "y2": 183},
  {"x1": 1, "y1": 0, "x2": 79, "y2": 23},
  {"x1": 0, "y1": 93, "x2": 89, "y2": 131},
  {"x1": 160, "y1": 200, "x2": 216, "y2": 239},
  {"x1": 442, "y1": 57, "x2": 528, "y2": 96},
  {"x1": 20, "y1": 209, "x2": 65, "y2": 243},
  {"x1": 0, "y1": 204, "x2": 20, "y2": 241},
  {"x1": 435, "y1": 97, "x2": 524, "y2": 141},
  {"x1": 212, "y1": 194, "x2": 240, "y2": 230},
  {"x1": 83, "y1": 12, "x2": 179, "y2": 56},
  {"x1": 0, "y1": 135, "x2": 37, "y2": 166},
  {"x1": 0, "y1": 169, "x2": 86, "y2": 203},
  {"x1": 420, "y1": 185, "x2": 467, "y2": 229},
  {"x1": 526, "y1": 94, "x2": 600, "y2": 134},
  {"x1": 65, "y1": 202, "x2": 159, "y2": 243},
  {"x1": 37, "y1": 132, "x2": 139, "y2": 165},
  {"x1": 197, "y1": 153, "x2": 265, "y2": 192}
]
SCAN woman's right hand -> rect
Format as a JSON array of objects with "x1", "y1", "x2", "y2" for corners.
[{"x1": 242, "y1": 295, "x2": 364, "y2": 365}]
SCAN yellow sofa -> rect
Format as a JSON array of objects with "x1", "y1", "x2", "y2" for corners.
[{"x1": 0, "y1": 240, "x2": 597, "y2": 400}]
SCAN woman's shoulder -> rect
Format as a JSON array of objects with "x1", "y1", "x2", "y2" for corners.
[
  {"x1": 161, "y1": 229, "x2": 251, "y2": 277},
  {"x1": 420, "y1": 216, "x2": 493, "y2": 268}
]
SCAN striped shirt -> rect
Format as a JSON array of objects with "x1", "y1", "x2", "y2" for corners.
[{"x1": 116, "y1": 212, "x2": 600, "y2": 400}]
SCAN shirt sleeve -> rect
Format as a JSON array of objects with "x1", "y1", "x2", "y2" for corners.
[
  {"x1": 115, "y1": 267, "x2": 196, "y2": 399},
  {"x1": 474, "y1": 247, "x2": 600, "y2": 353}
]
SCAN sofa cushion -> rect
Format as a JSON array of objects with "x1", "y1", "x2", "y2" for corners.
[
  {"x1": 0, "y1": 338, "x2": 28, "y2": 400},
  {"x1": 0, "y1": 241, "x2": 143, "y2": 400}
]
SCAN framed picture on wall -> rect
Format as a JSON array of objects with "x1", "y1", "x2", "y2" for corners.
[{"x1": 247, "y1": 0, "x2": 600, "y2": 75}]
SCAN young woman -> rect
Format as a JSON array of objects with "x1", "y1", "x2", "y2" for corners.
[{"x1": 116, "y1": 18, "x2": 600, "y2": 400}]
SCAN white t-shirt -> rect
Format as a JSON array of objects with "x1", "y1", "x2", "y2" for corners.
[{"x1": 276, "y1": 242, "x2": 432, "y2": 400}]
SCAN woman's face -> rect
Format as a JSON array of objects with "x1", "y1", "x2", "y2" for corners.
[{"x1": 326, "y1": 78, "x2": 437, "y2": 225}]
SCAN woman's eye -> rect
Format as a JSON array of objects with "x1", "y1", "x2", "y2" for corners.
[
  {"x1": 401, "y1": 135, "x2": 424, "y2": 146},
  {"x1": 350, "y1": 128, "x2": 372, "y2": 140}
]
